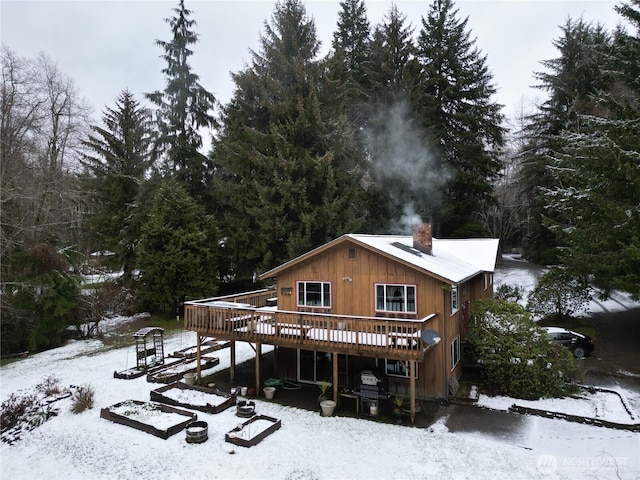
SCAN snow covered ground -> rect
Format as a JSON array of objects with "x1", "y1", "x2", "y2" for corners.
[{"x1": 1, "y1": 261, "x2": 639, "y2": 479}]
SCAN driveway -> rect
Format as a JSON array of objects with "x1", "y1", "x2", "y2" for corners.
[{"x1": 495, "y1": 255, "x2": 640, "y2": 407}]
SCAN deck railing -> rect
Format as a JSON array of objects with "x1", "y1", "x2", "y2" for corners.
[{"x1": 184, "y1": 290, "x2": 437, "y2": 361}]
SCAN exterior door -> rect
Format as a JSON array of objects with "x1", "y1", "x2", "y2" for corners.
[{"x1": 297, "y1": 349, "x2": 332, "y2": 384}]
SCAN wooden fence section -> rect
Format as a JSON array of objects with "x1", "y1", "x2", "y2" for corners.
[{"x1": 184, "y1": 291, "x2": 436, "y2": 361}]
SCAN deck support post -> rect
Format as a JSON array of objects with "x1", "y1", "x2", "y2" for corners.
[
  {"x1": 255, "y1": 342, "x2": 262, "y2": 396},
  {"x1": 230, "y1": 341, "x2": 236, "y2": 382},
  {"x1": 196, "y1": 334, "x2": 202, "y2": 381},
  {"x1": 332, "y1": 352, "x2": 339, "y2": 405},
  {"x1": 409, "y1": 360, "x2": 416, "y2": 423}
]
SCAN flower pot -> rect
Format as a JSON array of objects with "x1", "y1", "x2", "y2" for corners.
[
  {"x1": 241, "y1": 386, "x2": 248, "y2": 396},
  {"x1": 236, "y1": 400, "x2": 256, "y2": 418},
  {"x1": 369, "y1": 403, "x2": 378, "y2": 416},
  {"x1": 183, "y1": 372, "x2": 196, "y2": 386},
  {"x1": 185, "y1": 420, "x2": 208, "y2": 443},
  {"x1": 263, "y1": 386, "x2": 275, "y2": 399},
  {"x1": 320, "y1": 400, "x2": 336, "y2": 417}
]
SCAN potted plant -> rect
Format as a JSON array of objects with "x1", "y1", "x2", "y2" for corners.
[
  {"x1": 317, "y1": 382, "x2": 336, "y2": 416},
  {"x1": 392, "y1": 395, "x2": 405, "y2": 418},
  {"x1": 320, "y1": 399, "x2": 336, "y2": 416},
  {"x1": 316, "y1": 382, "x2": 331, "y2": 402}
]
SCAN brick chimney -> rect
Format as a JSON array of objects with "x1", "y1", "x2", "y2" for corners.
[{"x1": 413, "y1": 222, "x2": 432, "y2": 255}]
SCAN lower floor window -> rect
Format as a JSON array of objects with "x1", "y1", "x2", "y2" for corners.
[
  {"x1": 451, "y1": 335, "x2": 461, "y2": 370},
  {"x1": 385, "y1": 359, "x2": 418, "y2": 379}
]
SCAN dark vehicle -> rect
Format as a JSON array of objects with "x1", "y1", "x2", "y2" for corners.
[{"x1": 544, "y1": 327, "x2": 594, "y2": 359}]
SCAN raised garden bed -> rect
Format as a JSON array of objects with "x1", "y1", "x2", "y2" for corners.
[
  {"x1": 225, "y1": 414, "x2": 281, "y2": 447},
  {"x1": 170, "y1": 340, "x2": 230, "y2": 359},
  {"x1": 114, "y1": 358, "x2": 188, "y2": 380},
  {"x1": 146, "y1": 357, "x2": 220, "y2": 384},
  {"x1": 100, "y1": 400, "x2": 197, "y2": 439},
  {"x1": 150, "y1": 382, "x2": 236, "y2": 414}
]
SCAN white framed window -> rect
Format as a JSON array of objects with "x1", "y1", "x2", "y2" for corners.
[
  {"x1": 484, "y1": 273, "x2": 493, "y2": 290},
  {"x1": 451, "y1": 335, "x2": 461, "y2": 370},
  {"x1": 450, "y1": 286, "x2": 459, "y2": 315},
  {"x1": 385, "y1": 359, "x2": 418, "y2": 379},
  {"x1": 297, "y1": 281, "x2": 331, "y2": 308},
  {"x1": 375, "y1": 284, "x2": 416, "y2": 313}
]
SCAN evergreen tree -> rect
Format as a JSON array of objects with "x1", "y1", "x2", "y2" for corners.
[
  {"x1": 364, "y1": 5, "x2": 434, "y2": 231},
  {"x1": 329, "y1": 0, "x2": 372, "y2": 121},
  {"x1": 2, "y1": 243, "x2": 80, "y2": 353},
  {"x1": 146, "y1": 0, "x2": 216, "y2": 207},
  {"x1": 519, "y1": 18, "x2": 613, "y2": 262},
  {"x1": 540, "y1": 3, "x2": 640, "y2": 298},
  {"x1": 325, "y1": 0, "x2": 382, "y2": 231},
  {"x1": 81, "y1": 90, "x2": 151, "y2": 281},
  {"x1": 416, "y1": 0, "x2": 505, "y2": 237},
  {"x1": 213, "y1": 0, "x2": 363, "y2": 283},
  {"x1": 137, "y1": 180, "x2": 218, "y2": 314},
  {"x1": 367, "y1": 5, "x2": 419, "y2": 105}
]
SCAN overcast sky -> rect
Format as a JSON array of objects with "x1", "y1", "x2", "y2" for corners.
[{"x1": 1, "y1": 0, "x2": 625, "y2": 128}]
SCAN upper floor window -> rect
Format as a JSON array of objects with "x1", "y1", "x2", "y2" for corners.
[
  {"x1": 484, "y1": 273, "x2": 493, "y2": 290},
  {"x1": 451, "y1": 286, "x2": 459, "y2": 315},
  {"x1": 375, "y1": 284, "x2": 416, "y2": 313},
  {"x1": 297, "y1": 281, "x2": 331, "y2": 308}
]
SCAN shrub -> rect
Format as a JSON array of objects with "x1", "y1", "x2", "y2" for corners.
[
  {"x1": 495, "y1": 284, "x2": 524, "y2": 303},
  {"x1": 526, "y1": 267, "x2": 591, "y2": 320},
  {"x1": 71, "y1": 384, "x2": 95, "y2": 414},
  {"x1": 0, "y1": 392, "x2": 58, "y2": 444},
  {"x1": 36, "y1": 374, "x2": 63, "y2": 397},
  {"x1": 467, "y1": 298, "x2": 577, "y2": 399}
]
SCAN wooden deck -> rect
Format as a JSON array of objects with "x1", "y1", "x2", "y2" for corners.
[{"x1": 184, "y1": 289, "x2": 437, "y2": 361}]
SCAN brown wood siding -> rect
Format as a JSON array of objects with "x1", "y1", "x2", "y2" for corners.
[
  {"x1": 276, "y1": 240, "x2": 447, "y2": 321},
  {"x1": 190, "y1": 240, "x2": 494, "y2": 400},
  {"x1": 273, "y1": 240, "x2": 456, "y2": 399}
]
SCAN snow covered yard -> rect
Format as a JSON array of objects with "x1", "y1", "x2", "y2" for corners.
[
  {"x1": 0, "y1": 331, "x2": 542, "y2": 480},
  {"x1": 1, "y1": 326, "x2": 639, "y2": 480},
  {"x1": 2, "y1": 261, "x2": 640, "y2": 479}
]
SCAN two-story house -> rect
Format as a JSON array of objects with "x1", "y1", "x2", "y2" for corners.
[{"x1": 184, "y1": 223, "x2": 499, "y2": 421}]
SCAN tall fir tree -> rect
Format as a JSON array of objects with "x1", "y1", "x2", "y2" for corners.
[
  {"x1": 325, "y1": 0, "x2": 381, "y2": 231},
  {"x1": 363, "y1": 5, "x2": 433, "y2": 231},
  {"x1": 329, "y1": 0, "x2": 371, "y2": 119},
  {"x1": 540, "y1": 3, "x2": 640, "y2": 298},
  {"x1": 366, "y1": 4, "x2": 419, "y2": 106},
  {"x1": 81, "y1": 90, "x2": 151, "y2": 281},
  {"x1": 519, "y1": 18, "x2": 613, "y2": 262},
  {"x1": 416, "y1": 0, "x2": 505, "y2": 237},
  {"x1": 137, "y1": 180, "x2": 218, "y2": 314},
  {"x1": 213, "y1": 0, "x2": 363, "y2": 284},
  {"x1": 146, "y1": 0, "x2": 216, "y2": 208}
]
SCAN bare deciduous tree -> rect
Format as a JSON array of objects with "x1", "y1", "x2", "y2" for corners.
[{"x1": 1, "y1": 47, "x2": 92, "y2": 265}]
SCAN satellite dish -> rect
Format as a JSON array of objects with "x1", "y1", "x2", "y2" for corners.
[{"x1": 421, "y1": 329, "x2": 441, "y2": 345}]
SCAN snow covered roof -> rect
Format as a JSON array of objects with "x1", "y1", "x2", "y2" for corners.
[
  {"x1": 260, "y1": 233, "x2": 499, "y2": 285},
  {"x1": 346, "y1": 234, "x2": 500, "y2": 284}
]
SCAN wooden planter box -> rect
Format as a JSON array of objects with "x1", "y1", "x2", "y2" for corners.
[
  {"x1": 100, "y1": 400, "x2": 197, "y2": 439},
  {"x1": 225, "y1": 415, "x2": 281, "y2": 447},
  {"x1": 150, "y1": 382, "x2": 236, "y2": 414},
  {"x1": 146, "y1": 357, "x2": 220, "y2": 384},
  {"x1": 170, "y1": 340, "x2": 230, "y2": 359},
  {"x1": 114, "y1": 358, "x2": 188, "y2": 380}
]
